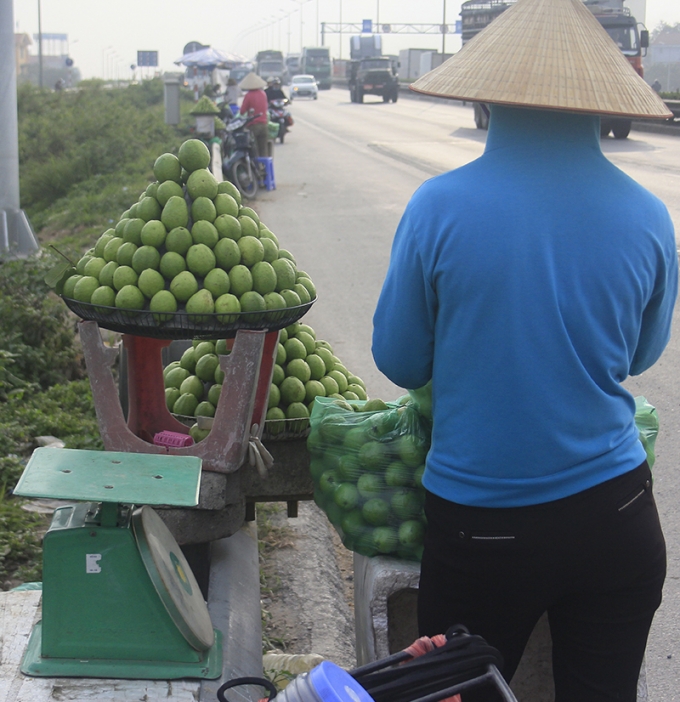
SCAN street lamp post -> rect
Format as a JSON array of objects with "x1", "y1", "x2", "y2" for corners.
[
  {"x1": 37, "y1": 0, "x2": 43, "y2": 88},
  {"x1": 442, "y1": 0, "x2": 447, "y2": 54}
]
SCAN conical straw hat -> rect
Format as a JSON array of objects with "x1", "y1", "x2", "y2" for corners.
[
  {"x1": 239, "y1": 72, "x2": 267, "y2": 90},
  {"x1": 411, "y1": 0, "x2": 672, "y2": 119}
]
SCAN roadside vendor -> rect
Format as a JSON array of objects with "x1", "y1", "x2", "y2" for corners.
[
  {"x1": 372, "y1": 0, "x2": 677, "y2": 699},
  {"x1": 238, "y1": 72, "x2": 269, "y2": 158}
]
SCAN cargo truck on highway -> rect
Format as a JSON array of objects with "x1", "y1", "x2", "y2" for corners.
[
  {"x1": 300, "y1": 47, "x2": 332, "y2": 89},
  {"x1": 463, "y1": 0, "x2": 649, "y2": 138},
  {"x1": 256, "y1": 50, "x2": 287, "y2": 83}
]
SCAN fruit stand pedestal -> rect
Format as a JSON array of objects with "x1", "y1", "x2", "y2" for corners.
[{"x1": 79, "y1": 320, "x2": 279, "y2": 544}]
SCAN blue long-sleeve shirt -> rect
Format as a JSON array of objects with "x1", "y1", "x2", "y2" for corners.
[{"x1": 372, "y1": 105, "x2": 678, "y2": 507}]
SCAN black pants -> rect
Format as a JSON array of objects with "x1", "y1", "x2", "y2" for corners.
[{"x1": 418, "y1": 462, "x2": 666, "y2": 702}]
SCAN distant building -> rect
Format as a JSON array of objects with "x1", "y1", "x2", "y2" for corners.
[
  {"x1": 647, "y1": 26, "x2": 680, "y2": 65},
  {"x1": 15, "y1": 32, "x2": 80, "y2": 88},
  {"x1": 14, "y1": 33, "x2": 32, "y2": 73}
]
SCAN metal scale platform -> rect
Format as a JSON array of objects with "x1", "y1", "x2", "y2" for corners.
[{"x1": 14, "y1": 447, "x2": 223, "y2": 680}]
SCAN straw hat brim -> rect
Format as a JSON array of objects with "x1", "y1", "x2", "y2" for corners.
[
  {"x1": 411, "y1": 0, "x2": 672, "y2": 120},
  {"x1": 239, "y1": 72, "x2": 267, "y2": 91}
]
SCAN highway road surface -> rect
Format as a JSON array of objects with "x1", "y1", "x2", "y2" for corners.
[{"x1": 255, "y1": 86, "x2": 680, "y2": 700}]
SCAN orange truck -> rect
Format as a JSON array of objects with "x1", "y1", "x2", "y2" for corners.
[{"x1": 463, "y1": 0, "x2": 649, "y2": 139}]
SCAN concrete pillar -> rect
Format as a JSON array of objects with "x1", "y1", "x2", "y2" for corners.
[{"x1": 163, "y1": 74, "x2": 181, "y2": 125}]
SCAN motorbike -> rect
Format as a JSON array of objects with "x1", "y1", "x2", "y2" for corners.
[
  {"x1": 268, "y1": 99, "x2": 293, "y2": 144},
  {"x1": 221, "y1": 112, "x2": 263, "y2": 200}
]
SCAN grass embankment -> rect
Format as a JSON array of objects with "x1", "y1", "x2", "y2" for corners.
[{"x1": 0, "y1": 79, "x2": 195, "y2": 586}]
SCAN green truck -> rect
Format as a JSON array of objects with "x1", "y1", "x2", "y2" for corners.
[{"x1": 300, "y1": 47, "x2": 332, "y2": 89}]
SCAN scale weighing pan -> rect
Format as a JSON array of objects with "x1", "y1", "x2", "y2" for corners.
[{"x1": 15, "y1": 448, "x2": 223, "y2": 680}]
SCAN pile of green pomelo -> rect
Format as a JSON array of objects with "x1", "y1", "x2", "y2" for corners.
[
  {"x1": 61, "y1": 139, "x2": 315, "y2": 323},
  {"x1": 162, "y1": 321, "x2": 369, "y2": 440},
  {"x1": 307, "y1": 397, "x2": 430, "y2": 561}
]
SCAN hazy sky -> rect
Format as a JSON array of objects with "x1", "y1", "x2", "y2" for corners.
[{"x1": 13, "y1": 0, "x2": 680, "y2": 79}]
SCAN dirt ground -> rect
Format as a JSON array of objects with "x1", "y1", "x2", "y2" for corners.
[{"x1": 258, "y1": 500, "x2": 358, "y2": 671}]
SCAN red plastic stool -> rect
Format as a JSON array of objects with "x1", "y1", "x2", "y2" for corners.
[{"x1": 256, "y1": 157, "x2": 276, "y2": 191}]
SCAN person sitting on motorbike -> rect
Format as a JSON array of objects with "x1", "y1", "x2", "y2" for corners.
[
  {"x1": 265, "y1": 77, "x2": 287, "y2": 103},
  {"x1": 238, "y1": 72, "x2": 269, "y2": 159}
]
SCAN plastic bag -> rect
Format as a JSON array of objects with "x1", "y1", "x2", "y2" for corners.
[
  {"x1": 406, "y1": 381, "x2": 433, "y2": 421},
  {"x1": 308, "y1": 396, "x2": 431, "y2": 561},
  {"x1": 635, "y1": 396, "x2": 659, "y2": 469}
]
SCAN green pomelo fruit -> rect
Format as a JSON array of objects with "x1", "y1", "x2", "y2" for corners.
[
  {"x1": 170, "y1": 271, "x2": 199, "y2": 302},
  {"x1": 181, "y1": 168, "x2": 189, "y2": 184},
  {"x1": 250, "y1": 261, "x2": 277, "y2": 295},
  {"x1": 76, "y1": 254, "x2": 93, "y2": 275},
  {"x1": 214, "y1": 193, "x2": 239, "y2": 218},
  {"x1": 190, "y1": 424, "x2": 211, "y2": 442},
  {"x1": 280, "y1": 376, "x2": 306, "y2": 404},
  {"x1": 178, "y1": 139, "x2": 211, "y2": 172},
  {"x1": 94, "y1": 232, "x2": 115, "y2": 258},
  {"x1": 185, "y1": 244, "x2": 216, "y2": 278},
  {"x1": 161, "y1": 196, "x2": 189, "y2": 230},
  {"x1": 123, "y1": 218, "x2": 145, "y2": 245},
  {"x1": 238, "y1": 236, "x2": 264, "y2": 267},
  {"x1": 295, "y1": 332, "x2": 316, "y2": 356},
  {"x1": 214, "y1": 214, "x2": 242, "y2": 241},
  {"x1": 173, "y1": 392, "x2": 199, "y2": 417},
  {"x1": 90, "y1": 285, "x2": 116, "y2": 311},
  {"x1": 196, "y1": 354, "x2": 219, "y2": 382},
  {"x1": 264, "y1": 291, "x2": 286, "y2": 311},
  {"x1": 186, "y1": 289, "x2": 215, "y2": 320},
  {"x1": 362, "y1": 498, "x2": 390, "y2": 526},
  {"x1": 138, "y1": 268, "x2": 165, "y2": 299},
  {"x1": 238, "y1": 215, "x2": 259, "y2": 239},
  {"x1": 137, "y1": 196, "x2": 161, "y2": 222},
  {"x1": 268, "y1": 383, "x2": 281, "y2": 409},
  {"x1": 180, "y1": 374, "x2": 205, "y2": 399},
  {"x1": 239, "y1": 206, "x2": 260, "y2": 225},
  {"x1": 146, "y1": 182, "x2": 159, "y2": 198},
  {"x1": 278, "y1": 249, "x2": 296, "y2": 265},
  {"x1": 276, "y1": 343, "x2": 286, "y2": 366},
  {"x1": 266, "y1": 406, "x2": 286, "y2": 433},
  {"x1": 165, "y1": 366, "x2": 190, "y2": 389},
  {"x1": 195, "y1": 401, "x2": 216, "y2": 418},
  {"x1": 103, "y1": 237, "x2": 124, "y2": 263},
  {"x1": 329, "y1": 370, "x2": 349, "y2": 394},
  {"x1": 156, "y1": 180, "x2": 184, "y2": 207},
  {"x1": 286, "y1": 323, "x2": 300, "y2": 338},
  {"x1": 372, "y1": 526, "x2": 398, "y2": 554},
  {"x1": 286, "y1": 402, "x2": 310, "y2": 432},
  {"x1": 284, "y1": 337, "x2": 307, "y2": 361},
  {"x1": 160, "y1": 251, "x2": 187, "y2": 280},
  {"x1": 359, "y1": 441, "x2": 389, "y2": 471},
  {"x1": 192, "y1": 220, "x2": 219, "y2": 249},
  {"x1": 260, "y1": 227, "x2": 279, "y2": 246},
  {"x1": 208, "y1": 383, "x2": 222, "y2": 406},
  {"x1": 214, "y1": 237, "x2": 241, "y2": 270},
  {"x1": 316, "y1": 339, "x2": 334, "y2": 352},
  {"x1": 348, "y1": 375, "x2": 367, "y2": 390},
  {"x1": 315, "y1": 347, "x2": 335, "y2": 372},
  {"x1": 279, "y1": 328, "x2": 288, "y2": 344},
  {"x1": 342, "y1": 426, "x2": 367, "y2": 452},
  {"x1": 413, "y1": 465, "x2": 425, "y2": 489},
  {"x1": 286, "y1": 358, "x2": 311, "y2": 383},
  {"x1": 305, "y1": 380, "x2": 326, "y2": 404},
  {"x1": 116, "y1": 242, "x2": 138, "y2": 267},
  {"x1": 337, "y1": 454, "x2": 362, "y2": 483},
  {"x1": 391, "y1": 489, "x2": 423, "y2": 520},
  {"x1": 320, "y1": 375, "x2": 340, "y2": 397},
  {"x1": 228, "y1": 265, "x2": 253, "y2": 297},
  {"x1": 208, "y1": 383, "x2": 222, "y2": 407},
  {"x1": 180, "y1": 347, "x2": 197, "y2": 372},
  {"x1": 343, "y1": 391, "x2": 360, "y2": 401},
  {"x1": 166, "y1": 387, "x2": 181, "y2": 411},
  {"x1": 192, "y1": 197, "x2": 217, "y2": 224},
  {"x1": 271, "y1": 258, "x2": 296, "y2": 292},
  {"x1": 341, "y1": 510, "x2": 368, "y2": 539},
  {"x1": 154, "y1": 152, "x2": 182, "y2": 183},
  {"x1": 113, "y1": 265, "x2": 138, "y2": 291},
  {"x1": 261, "y1": 237, "x2": 279, "y2": 263},
  {"x1": 357, "y1": 473, "x2": 385, "y2": 499},
  {"x1": 128, "y1": 203, "x2": 139, "y2": 218},
  {"x1": 334, "y1": 483, "x2": 359, "y2": 511},
  {"x1": 297, "y1": 323, "x2": 316, "y2": 339},
  {"x1": 294, "y1": 283, "x2": 312, "y2": 304},
  {"x1": 398, "y1": 434, "x2": 427, "y2": 468},
  {"x1": 240, "y1": 291, "x2": 266, "y2": 314},
  {"x1": 280, "y1": 289, "x2": 301, "y2": 307},
  {"x1": 98, "y1": 261, "x2": 119, "y2": 288},
  {"x1": 114, "y1": 219, "x2": 128, "y2": 237},
  {"x1": 272, "y1": 363, "x2": 285, "y2": 386},
  {"x1": 187, "y1": 169, "x2": 218, "y2": 200},
  {"x1": 215, "y1": 339, "x2": 229, "y2": 355},
  {"x1": 215, "y1": 366, "x2": 225, "y2": 384},
  {"x1": 194, "y1": 341, "x2": 215, "y2": 360},
  {"x1": 215, "y1": 293, "x2": 241, "y2": 323},
  {"x1": 203, "y1": 268, "x2": 230, "y2": 298},
  {"x1": 83, "y1": 256, "x2": 107, "y2": 280},
  {"x1": 217, "y1": 179, "x2": 242, "y2": 204},
  {"x1": 385, "y1": 461, "x2": 413, "y2": 488},
  {"x1": 63, "y1": 275, "x2": 82, "y2": 298},
  {"x1": 348, "y1": 384, "x2": 368, "y2": 401},
  {"x1": 115, "y1": 284, "x2": 145, "y2": 311},
  {"x1": 72, "y1": 277, "x2": 100, "y2": 303},
  {"x1": 297, "y1": 276, "x2": 317, "y2": 299},
  {"x1": 305, "y1": 354, "x2": 326, "y2": 380},
  {"x1": 132, "y1": 245, "x2": 161, "y2": 274},
  {"x1": 165, "y1": 227, "x2": 193, "y2": 256},
  {"x1": 398, "y1": 520, "x2": 425, "y2": 548},
  {"x1": 140, "y1": 220, "x2": 167, "y2": 248}
]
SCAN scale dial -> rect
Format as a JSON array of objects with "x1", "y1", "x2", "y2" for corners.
[{"x1": 133, "y1": 505, "x2": 215, "y2": 651}]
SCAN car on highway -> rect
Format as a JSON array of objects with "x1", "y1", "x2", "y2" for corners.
[{"x1": 290, "y1": 75, "x2": 318, "y2": 100}]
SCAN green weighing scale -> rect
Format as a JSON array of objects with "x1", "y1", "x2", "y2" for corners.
[{"x1": 14, "y1": 447, "x2": 223, "y2": 679}]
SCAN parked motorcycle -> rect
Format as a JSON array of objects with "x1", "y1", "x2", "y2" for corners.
[
  {"x1": 221, "y1": 113, "x2": 263, "y2": 200},
  {"x1": 268, "y1": 99, "x2": 293, "y2": 144}
]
